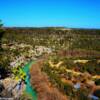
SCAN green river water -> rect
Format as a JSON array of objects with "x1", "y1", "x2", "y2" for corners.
[{"x1": 22, "y1": 61, "x2": 37, "y2": 100}]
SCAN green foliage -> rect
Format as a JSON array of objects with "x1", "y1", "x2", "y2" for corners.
[
  {"x1": 75, "y1": 89, "x2": 89, "y2": 100},
  {"x1": 12, "y1": 67, "x2": 26, "y2": 80},
  {"x1": 95, "y1": 79, "x2": 100, "y2": 85},
  {"x1": 20, "y1": 92, "x2": 32, "y2": 100},
  {"x1": 0, "y1": 26, "x2": 100, "y2": 99},
  {"x1": 3, "y1": 28, "x2": 100, "y2": 52},
  {"x1": 42, "y1": 56, "x2": 99, "y2": 99},
  {"x1": 0, "y1": 20, "x2": 3, "y2": 27},
  {"x1": 63, "y1": 83, "x2": 73, "y2": 96}
]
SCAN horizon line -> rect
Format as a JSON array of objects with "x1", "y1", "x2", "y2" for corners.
[{"x1": 3, "y1": 26, "x2": 100, "y2": 30}]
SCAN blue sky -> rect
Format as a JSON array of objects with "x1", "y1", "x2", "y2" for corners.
[{"x1": 0, "y1": 0, "x2": 100, "y2": 28}]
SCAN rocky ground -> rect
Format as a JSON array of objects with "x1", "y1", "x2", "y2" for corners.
[{"x1": 0, "y1": 77, "x2": 26, "y2": 99}]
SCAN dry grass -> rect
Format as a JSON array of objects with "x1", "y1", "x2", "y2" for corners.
[{"x1": 30, "y1": 59, "x2": 68, "y2": 100}]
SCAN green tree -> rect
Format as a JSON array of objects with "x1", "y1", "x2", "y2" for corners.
[{"x1": 0, "y1": 20, "x2": 4, "y2": 50}]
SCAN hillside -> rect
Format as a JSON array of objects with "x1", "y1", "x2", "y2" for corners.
[{"x1": 0, "y1": 27, "x2": 100, "y2": 100}]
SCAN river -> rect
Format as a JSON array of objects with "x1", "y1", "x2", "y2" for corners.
[{"x1": 22, "y1": 61, "x2": 37, "y2": 100}]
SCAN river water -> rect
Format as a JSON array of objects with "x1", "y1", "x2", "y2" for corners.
[{"x1": 22, "y1": 61, "x2": 37, "y2": 100}]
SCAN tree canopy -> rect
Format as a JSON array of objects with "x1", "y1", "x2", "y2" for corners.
[
  {"x1": 0, "y1": 20, "x2": 4, "y2": 50},
  {"x1": 0, "y1": 20, "x2": 3, "y2": 27}
]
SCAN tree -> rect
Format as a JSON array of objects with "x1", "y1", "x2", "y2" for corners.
[
  {"x1": 0, "y1": 20, "x2": 3, "y2": 27},
  {"x1": 0, "y1": 20, "x2": 4, "y2": 50}
]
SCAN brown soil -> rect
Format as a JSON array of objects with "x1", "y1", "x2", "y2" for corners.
[{"x1": 30, "y1": 59, "x2": 68, "y2": 100}]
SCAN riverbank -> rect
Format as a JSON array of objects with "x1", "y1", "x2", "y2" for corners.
[
  {"x1": 0, "y1": 61, "x2": 38, "y2": 100},
  {"x1": 30, "y1": 59, "x2": 67, "y2": 100}
]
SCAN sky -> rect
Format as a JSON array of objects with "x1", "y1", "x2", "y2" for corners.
[{"x1": 0, "y1": 0, "x2": 100, "y2": 28}]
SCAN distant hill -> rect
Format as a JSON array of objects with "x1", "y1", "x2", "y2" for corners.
[{"x1": 2, "y1": 27, "x2": 100, "y2": 53}]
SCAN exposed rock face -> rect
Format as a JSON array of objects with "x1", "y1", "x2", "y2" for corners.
[
  {"x1": 0, "y1": 82, "x2": 5, "y2": 94},
  {"x1": 0, "y1": 78, "x2": 14, "y2": 98},
  {"x1": 0, "y1": 78, "x2": 25, "y2": 99},
  {"x1": 30, "y1": 60, "x2": 67, "y2": 100}
]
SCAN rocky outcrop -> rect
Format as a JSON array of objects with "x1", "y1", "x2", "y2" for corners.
[
  {"x1": 0, "y1": 77, "x2": 25, "y2": 99},
  {"x1": 0, "y1": 78, "x2": 15, "y2": 98}
]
